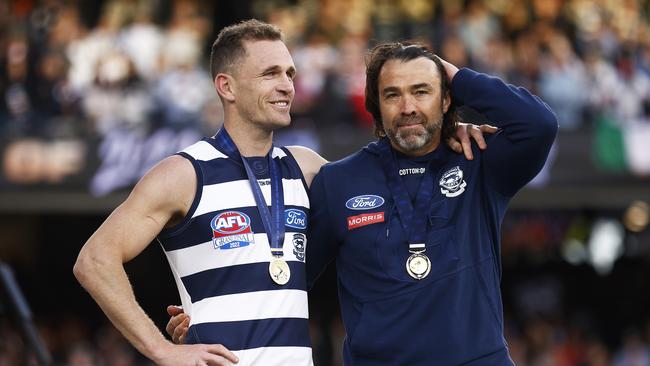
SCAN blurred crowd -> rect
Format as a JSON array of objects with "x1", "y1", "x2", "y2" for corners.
[
  {"x1": 2, "y1": 314, "x2": 650, "y2": 366},
  {"x1": 2, "y1": 0, "x2": 650, "y2": 149}
]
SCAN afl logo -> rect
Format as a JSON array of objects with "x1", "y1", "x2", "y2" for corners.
[
  {"x1": 211, "y1": 211, "x2": 252, "y2": 234},
  {"x1": 211, "y1": 211, "x2": 255, "y2": 250},
  {"x1": 345, "y1": 195, "x2": 385, "y2": 210}
]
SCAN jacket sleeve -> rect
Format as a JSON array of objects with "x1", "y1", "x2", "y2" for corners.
[
  {"x1": 451, "y1": 68, "x2": 559, "y2": 197},
  {"x1": 305, "y1": 167, "x2": 340, "y2": 290}
]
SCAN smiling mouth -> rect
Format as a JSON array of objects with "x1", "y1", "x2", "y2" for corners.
[{"x1": 270, "y1": 101, "x2": 290, "y2": 108}]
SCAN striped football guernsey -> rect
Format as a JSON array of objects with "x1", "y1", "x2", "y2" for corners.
[{"x1": 157, "y1": 137, "x2": 312, "y2": 366}]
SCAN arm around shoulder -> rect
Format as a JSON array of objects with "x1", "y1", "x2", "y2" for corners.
[{"x1": 286, "y1": 145, "x2": 328, "y2": 188}]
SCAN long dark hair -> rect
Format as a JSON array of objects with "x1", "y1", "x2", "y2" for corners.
[{"x1": 365, "y1": 42, "x2": 457, "y2": 140}]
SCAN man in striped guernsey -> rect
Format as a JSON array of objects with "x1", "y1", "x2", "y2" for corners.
[{"x1": 74, "y1": 20, "x2": 327, "y2": 366}]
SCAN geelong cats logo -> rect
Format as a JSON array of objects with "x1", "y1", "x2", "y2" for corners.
[{"x1": 439, "y1": 166, "x2": 467, "y2": 198}]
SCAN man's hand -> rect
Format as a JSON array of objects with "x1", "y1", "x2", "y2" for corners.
[
  {"x1": 166, "y1": 305, "x2": 191, "y2": 344},
  {"x1": 447, "y1": 123, "x2": 499, "y2": 160},
  {"x1": 154, "y1": 342, "x2": 239, "y2": 366}
]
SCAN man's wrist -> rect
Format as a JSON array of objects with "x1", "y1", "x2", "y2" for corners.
[{"x1": 146, "y1": 337, "x2": 174, "y2": 363}]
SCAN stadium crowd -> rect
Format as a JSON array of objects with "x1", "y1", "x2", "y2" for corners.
[{"x1": 1, "y1": 0, "x2": 650, "y2": 365}]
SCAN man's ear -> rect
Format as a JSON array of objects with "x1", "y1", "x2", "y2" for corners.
[
  {"x1": 215, "y1": 73, "x2": 235, "y2": 102},
  {"x1": 442, "y1": 92, "x2": 451, "y2": 114}
]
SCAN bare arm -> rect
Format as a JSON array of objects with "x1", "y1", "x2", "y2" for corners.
[
  {"x1": 74, "y1": 156, "x2": 238, "y2": 365},
  {"x1": 286, "y1": 146, "x2": 328, "y2": 187}
]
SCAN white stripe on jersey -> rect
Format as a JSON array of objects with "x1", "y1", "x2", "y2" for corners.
[
  {"x1": 232, "y1": 346, "x2": 313, "y2": 366},
  {"x1": 191, "y1": 290, "x2": 308, "y2": 324},
  {"x1": 183, "y1": 141, "x2": 286, "y2": 161},
  {"x1": 162, "y1": 244, "x2": 194, "y2": 316},
  {"x1": 165, "y1": 232, "x2": 307, "y2": 278},
  {"x1": 183, "y1": 141, "x2": 228, "y2": 161},
  {"x1": 271, "y1": 147, "x2": 287, "y2": 159},
  {"x1": 193, "y1": 178, "x2": 309, "y2": 218}
]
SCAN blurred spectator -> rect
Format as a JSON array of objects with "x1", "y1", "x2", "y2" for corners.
[
  {"x1": 613, "y1": 329, "x2": 650, "y2": 366},
  {"x1": 154, "y1": 29, "x2": 213, "y2": 129},
  {"x1": 81, "y1": 51, "x2": 153, "y2": 136},
  {"x1": 538, "y1": 32, "x2": 588, "y2": 130}
]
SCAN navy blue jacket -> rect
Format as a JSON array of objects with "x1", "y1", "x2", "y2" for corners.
[{"x1": 306, "y1": 68, "x2": 558, "y2": 366}]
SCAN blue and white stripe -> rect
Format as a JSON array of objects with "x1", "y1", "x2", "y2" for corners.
[{"x1": 157, "y1": 137, "x2": 312, "y2": 365}]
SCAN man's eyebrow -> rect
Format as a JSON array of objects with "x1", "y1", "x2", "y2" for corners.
[
  {"x1": 411, "y1": 83, "x2": 433, "y2": 90},
  {"x1": 259, "y1": 65, "x2": 281, "y2": 75},
  {"x1": 381, "y1": 86, "x2": 400, "y2": 95},
  {"x1": 259, "y1": 65, "x2": 296, "y2": 77}
]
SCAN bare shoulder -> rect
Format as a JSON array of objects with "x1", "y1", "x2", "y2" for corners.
[
  {"x1": 128, "y1": 155, "x2": 196, "y2": 216},
  {"x1": 285, "y1": 146, "x2": 328, "y2": 188}
]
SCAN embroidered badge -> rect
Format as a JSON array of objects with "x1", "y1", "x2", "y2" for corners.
[
  {"x1": 439, "y1": 166, "x2": 467, "y2": 197},
  {"x1": 292, "y1": 233, "x2": 306, "y2": 262},
  {"x1": 347, "y1": 212, "x2": 385, "y2": 230},
  {"x1": 285, "y1": 208, "x2": 307, "y2": 229},
  {"x1": 345, "y1": 195, "x2": 385, "y2": 210},
  {"x1": 211, "y1": 211, "x2": 255, "y2": 249}
]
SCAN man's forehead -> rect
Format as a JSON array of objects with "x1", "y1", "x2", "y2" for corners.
[
  {"x1": 379, "y1": 57, "x2": 441, "y2": 86},
  {"x1": 242, "y1": 39, "x2": 295, "y2": 66}
]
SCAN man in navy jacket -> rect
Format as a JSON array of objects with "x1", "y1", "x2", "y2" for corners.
[{"x1": 306, "y1": 42, "x2": 558, "y2": 365}]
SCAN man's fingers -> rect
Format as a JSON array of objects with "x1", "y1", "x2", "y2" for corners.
[
  {"x1": 446, "y1": 138, "x2": 462, "y2": 153},
  {"x1": 457, "y1": 127, "x2": 473, "y2": 160},
  {"x1": 207, "y1": 344, "x2": 239, "y2": 364},
  {"x1": 166, "y1": 313, "x2": 189, "y2": 340},
  {"x1": 167, "y1": 305, "x2": 184, "y2": 316},
  {"x1": 172, "y1": 317, "x2": 190, "y2": 344},
  {"x1": 479, "y1": 124, "x2": 498, "y2": 134},
  {"x1": 469, "y1": 125, "x2": 487, "y2": 150}
]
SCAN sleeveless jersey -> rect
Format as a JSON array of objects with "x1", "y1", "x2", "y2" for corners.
[{"x1": 157, "y1": 137, "x2": 313, "y2": 366}]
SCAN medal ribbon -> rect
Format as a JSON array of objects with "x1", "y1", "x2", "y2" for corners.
[
  {"x1": 214, "y1": 128, "x2": 285, "y2": 256},
  {"x1": 377, "y1": 138, "x2": 434, "y2": 252}
]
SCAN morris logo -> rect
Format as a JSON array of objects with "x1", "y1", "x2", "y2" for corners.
[
  {"x1": 285, "y1": 209, "x2": 307, "y2": 229},
  {"x1": 345, "y1": 195, "x2": 385, "y2": 210}
]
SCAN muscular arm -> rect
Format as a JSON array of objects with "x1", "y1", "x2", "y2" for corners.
[{"x1": 73, "y1": 156, "x2": 237, "y2": 365}]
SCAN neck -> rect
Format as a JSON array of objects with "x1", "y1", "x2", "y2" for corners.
[{"x1": 222, "y1": 121, "x2": 274, "y2": 157}]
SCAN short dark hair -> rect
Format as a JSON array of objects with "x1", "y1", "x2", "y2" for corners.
[
  {"x1": 365, "y1": 42, "x2": 457, "y2": 139},
  {"x1": 210, "y1": 19, "x2": 284, "y2": 80}
]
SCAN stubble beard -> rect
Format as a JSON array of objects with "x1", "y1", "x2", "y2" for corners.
[{"x1": 385, "y1": 114, "x2": 442, "y2": 153}]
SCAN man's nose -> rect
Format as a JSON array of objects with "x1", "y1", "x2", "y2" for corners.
[
  {"x1": 400, "y1": 96, "x2": 417, "y2": 115},
  {"x1": 277, "y1": 75, "x2": 294, "y2": 94}
]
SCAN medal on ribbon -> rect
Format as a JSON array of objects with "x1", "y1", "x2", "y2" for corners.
[
  {"x1": 214, "y1": 128, "x2": 289, "y2": 285},
  {"x1": 378, "y1": 138, "x2": 435, "y2": 280}
]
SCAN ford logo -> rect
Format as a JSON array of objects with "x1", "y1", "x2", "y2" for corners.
[
  {"x1": 285, "y1": 209, "x2": 307, "y2": 229},
  {"x1": 345, "y1": 195, "x2": 385, "y2": 210}
]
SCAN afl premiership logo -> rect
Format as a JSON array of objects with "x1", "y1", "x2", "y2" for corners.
[
  {"x1": 210, "y1": 211, "x2": 255, "y2": 250},
  {"x1": 345, "y1": 195, "x2": 385, "y2": 210},
  {"x1": 439, "y1": 166, "x2": 467, "y2": 197}
]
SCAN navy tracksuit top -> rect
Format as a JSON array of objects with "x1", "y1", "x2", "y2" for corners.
[{"x1": 306, "y1": 68, "x2": 558, "y2": 366}]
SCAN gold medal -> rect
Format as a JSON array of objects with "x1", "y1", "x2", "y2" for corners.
[
  {"x1": 269, "y1": 258, "x2": 291, "y2": 285},
  {"x1": 406, "y1": 252, "x2": 431, "y2": 280}
]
